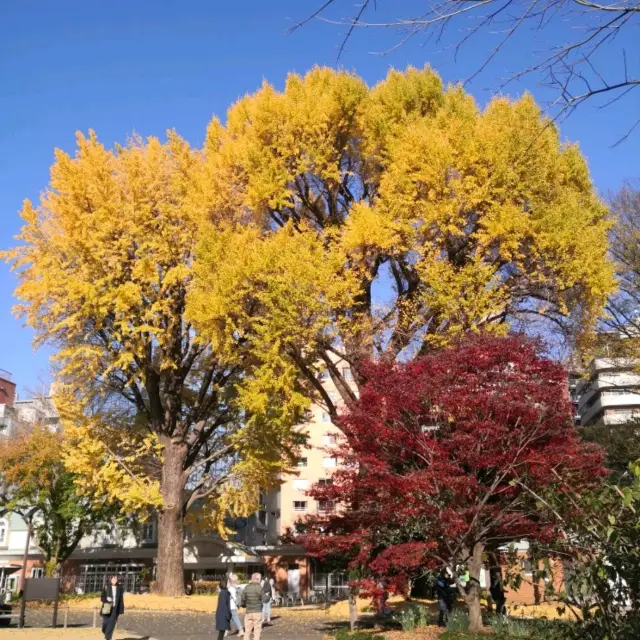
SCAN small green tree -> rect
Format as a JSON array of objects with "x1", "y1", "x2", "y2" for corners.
[
  {"x1": 582, "y1": 421, "x2": 640, "y2": 484},
  {"x1": 0, "y1": 424, "x2": 118, "y2": 576},
  {"x1": 535, "y1": 462, "x2": 640, "y2": 639}
]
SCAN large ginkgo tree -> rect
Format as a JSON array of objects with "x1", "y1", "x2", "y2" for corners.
[{"x1": 190, "y1": 65, "x2": 615, "y2": 416}]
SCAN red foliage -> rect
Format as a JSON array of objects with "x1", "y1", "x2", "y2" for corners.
[{"x1": 299, "y1": 335, "x2": 606, "y2": 590}]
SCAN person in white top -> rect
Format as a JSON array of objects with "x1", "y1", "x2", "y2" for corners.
[
  {"x1": 227, "y1": 573, "x2": 244, "y2": 635},
  {"x1": 100, "y1": 575, "x2": 124, "y2": 640}
]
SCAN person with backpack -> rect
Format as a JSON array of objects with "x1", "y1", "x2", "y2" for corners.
[
  {"x1": 261, "y1": 576, "x2": 273, "y2": 624},
  {"x1": 228, "y1": 573, "x2": 244, "y2": 636}
]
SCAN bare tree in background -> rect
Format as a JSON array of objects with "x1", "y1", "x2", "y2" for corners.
[
  {"x1": 293, "y1": 0, "x2": 639, "y2": 139},
  {"x1": 603, "y1": 181, "x2": 640, "y2": 345}
]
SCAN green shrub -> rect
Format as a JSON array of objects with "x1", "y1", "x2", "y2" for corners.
[
  {"x1": 446, "y1": 609, "x2": 470, "y2": 633},
  {"x1": 332, "y1": 629, "x2": 385, "y2": 640},
  {"x1": 491, "y1": 617, "x2": 532, "y2": 637},
  {"x1": 394, "y1": 602, "x2": 430, "y2": 631}
]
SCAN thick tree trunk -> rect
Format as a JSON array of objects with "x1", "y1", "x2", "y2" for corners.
[
  {"x1": 45, "y1": 559, "x2": 62, "y2": 578},
  {"x1": 348, "y1": 588, "x2": 357, "y2": 631},
  {"x1": 156, "y1": 439, "x2": 187, "y2": 596},
  {"x1": 465, "y1": 541, "x2": 485, "y2": 633}
]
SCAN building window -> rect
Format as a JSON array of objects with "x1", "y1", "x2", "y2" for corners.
[
  {"x1": 318, "y1": 478, "x2": 333, "y2": 487},
  {"x1": 318, "y1": 500, "x2": 335, "y2": 513},
  {"x1": 0, "y1": 520, "x2": 7, "y2": 545},
  {"x1": 293, "y1": 479, "x2": 309, "y2": 491},
  {"x1": 323, "y1": 434, "x2": 338, "y2": 446},
  {"x1": 318, "y1": 370, "x2": 329, "y2": 381},
  {"x1": 322, "y1": 456, "x2": 337, "y2": 468},
  {"x1": 141, "y1": 521, "x2": 155, "y2": 543},
  {"x1": 321, "y1": 412, "x2": 331, "y2": 423},
  {"x1": 297, "y1": 457, "x2": 308, "y2": 468},
  {"x1": 257, "y1": 510, "x2": 268, "y2": 527},
  {"x1": 520, "y1": 558, "x2": 533, "y2": 575},
  {"x1": 342, "y1": 367, "x2": 352, "y2": 380},
  {"x1": 31, "y1": 567, "x2": 44, "y2": 579},
  {"x1": 294, "y1": 501, "x2": 307, "y2": 512}
]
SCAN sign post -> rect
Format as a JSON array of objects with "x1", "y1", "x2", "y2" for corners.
[{"x1": 18, "y1": 578, "x2": 61, "y2": 629}]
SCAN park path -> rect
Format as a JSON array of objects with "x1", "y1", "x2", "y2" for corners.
[
  {"x1": 120, "y1": 611, "x2": 329, "y2": 640},
  {"x1": 8, "y1": 609, "x2": 332, "y2": 640}
]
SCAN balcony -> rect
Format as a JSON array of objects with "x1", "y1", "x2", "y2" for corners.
[{"x1": 580, "y1": 389, "x2": 640, "y2": 426}]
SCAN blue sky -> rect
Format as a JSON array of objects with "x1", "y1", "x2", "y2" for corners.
[{"x1": 1, "y1": 0, "x2": 637, "y2": 395}]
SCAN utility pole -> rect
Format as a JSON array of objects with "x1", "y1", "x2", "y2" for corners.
[{"x1": 19, "y1": 518, "x2": 32, "y2": 593}]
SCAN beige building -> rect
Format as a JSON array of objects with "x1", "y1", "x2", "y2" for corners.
[
  {"x1": 279, "y1": 373, "x2": 345, "y2": 533},
  {"x1": 259, "y1": 361, "x2": 354, "y2": 600}
]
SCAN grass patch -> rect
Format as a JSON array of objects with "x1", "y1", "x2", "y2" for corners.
[{"x1": 332, "y1": 630, "x2": 386, "y2": 640}]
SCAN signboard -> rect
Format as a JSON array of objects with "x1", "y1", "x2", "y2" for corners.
[
  {"x1": 24, "y1": 578, "x2": 60, "y2": 601},
  {"x1": 19, "y1": 578, "x2": 61, "y2": 628}
]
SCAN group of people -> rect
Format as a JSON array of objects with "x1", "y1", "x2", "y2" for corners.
[
  {"x1": 216, "y1": 572, "x2": 276, "y2": 639},
  {"x1": 98, "y1": 572, "x2": 276, "y2": 640}
]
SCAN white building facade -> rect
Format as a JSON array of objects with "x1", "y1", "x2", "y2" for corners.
[{"x1": 577, "y1": 358, "x2": 640, "y2": 427}]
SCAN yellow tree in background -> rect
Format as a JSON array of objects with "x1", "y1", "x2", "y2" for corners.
[
  {"x1": 190, "y1": 66, "x2": 616, "y2": 417},
  {"x1": 3, "y1": 132, "x2": 306, "y2": 596}
]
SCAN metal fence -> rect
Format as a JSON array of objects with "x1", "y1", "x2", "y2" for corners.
[
  {"x1": 61, "y1": 564, "x2": 151, "y2": 595},
  {"x1": 310, "y1": 572, "x2": 349, "y2": 601}
]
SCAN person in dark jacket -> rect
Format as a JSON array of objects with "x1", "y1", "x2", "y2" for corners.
[
  {"x1": 241, "y1": 573, "x2": 264, "y2": 639},
  {"x1": 490, "y1": 567, "x2": 507, "y2": 616},
  {"x1": 100, "y1": 575, "x2": 125, "y2": 640},
  {"x1": 435, "y1": 568, "x2": 456, "y2": 627},
  {"x1": 215, "y1": 578, "x2": 232, "y2": 640},
  {"x1": 261, "y1": 576, "x2": 273, "y2": 624}
]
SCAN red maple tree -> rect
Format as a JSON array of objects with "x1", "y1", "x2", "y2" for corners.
[{"x1": 300, "y1": 335, "x2": 606, "y2": 631}]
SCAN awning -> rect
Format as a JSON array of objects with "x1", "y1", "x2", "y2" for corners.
[
  {"x1": 184, "y1": 556, "x2": 264, "y2": 570},
  {"x1": 0, "y1": 564, "x2": 22, "y2": 574}
]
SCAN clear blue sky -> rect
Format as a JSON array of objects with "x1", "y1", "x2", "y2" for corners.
[{"x1": 1, "y1": 0, "x2": 637, "y2": 396}]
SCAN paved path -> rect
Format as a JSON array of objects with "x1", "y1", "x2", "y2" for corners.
[
  {"x1": 120, "y1": 612, "x2": 329, "y2": 640},
  {"x1": 11, "y1": 610, "x2": 333, "y2": 640}
]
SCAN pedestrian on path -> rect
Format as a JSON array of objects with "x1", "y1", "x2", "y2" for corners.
[
  {"x1": 241, "y1": 572, "x2": 264, "y2": 639},
  {"x1": 215, "y1": 578, "x2": 232, "y2": 640},
  {"x1": 261, "y1": 576, "x2": 273, "y2": 625},
  {"x1": 228, "y1": 573, "x2": 244, "y2": 635},
  {"x1": 100, "y1": 575, "x2": 125, "y2": 640}
]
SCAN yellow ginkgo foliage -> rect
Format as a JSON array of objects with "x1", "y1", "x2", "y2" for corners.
[
  {"x1": 189, "y1": 65, "x2": 615, "y2": 417},
  {"x1": 3, "y1": 132, "x2": 306, "y2": 596}
]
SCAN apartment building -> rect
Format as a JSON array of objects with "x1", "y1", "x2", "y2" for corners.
[
  {"x1": 258, "y1": 361, "x2": 354, "y2": 599},
  {"x1": 576, "y1": 357, "x2": 640, "y2": 427}
]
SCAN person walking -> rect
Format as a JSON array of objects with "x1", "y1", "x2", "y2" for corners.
[
  {"x1": 261, "y1": 575, "x2": 273, "y2": 625},
  {"x1": 100, "y1": 575, "x2": 125, "y2": 640},
  {"x1": 215, "y1": 578, "x2": 232, "y2": 640},
  {"x1": 435, "y1": 568, "x2": 455, "y2": 627},
  {"x1": 241, "y1": 572, "x2": 264, "y2": 639},
  {"x1": 228, "y1": 574, "x2": 244, "y2": 636}
]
